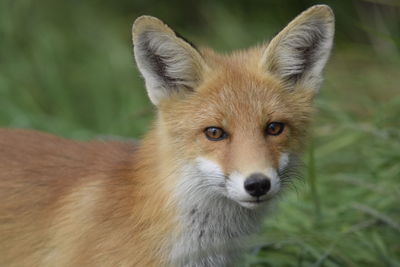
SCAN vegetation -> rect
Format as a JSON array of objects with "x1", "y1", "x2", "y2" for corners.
[{"x1": 1, "y1": 0, "x2": 399, "y2": 265}]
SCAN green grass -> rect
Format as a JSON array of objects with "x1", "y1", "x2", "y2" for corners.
[{"x1": 1, "y1": 1, "x2": 399, "y2": 266}]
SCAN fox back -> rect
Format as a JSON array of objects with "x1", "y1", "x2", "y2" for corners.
[{"x1": 0, "y1": 5, "x2": 334, "y2": 267}]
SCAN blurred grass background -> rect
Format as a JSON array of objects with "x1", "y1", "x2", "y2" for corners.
[{"x1": 0, "y1": 0, "x2": 399, "y2": 266}]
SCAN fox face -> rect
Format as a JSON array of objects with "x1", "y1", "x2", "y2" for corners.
[
  {"x1": 157, "y1": 69, "x2": 314, "y2": 209},
  {"x1": 133, "y1": 5, "x2": 334, "y2": 209}
]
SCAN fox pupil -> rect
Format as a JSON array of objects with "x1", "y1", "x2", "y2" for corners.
[
  {"x1": 204, "y1": 127, "x2": 226, "y2": 141},
  {"x1": 266, "y1": 122, "x2": 285, "y2": 136}
]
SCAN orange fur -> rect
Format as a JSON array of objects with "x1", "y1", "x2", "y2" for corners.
[{"x1": 0, "y1": 129, "x2": 175, "y2": 266}]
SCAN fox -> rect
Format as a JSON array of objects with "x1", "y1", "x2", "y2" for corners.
[{"x1": 0, "y1": 5, "x2": 334, "y2": 267}]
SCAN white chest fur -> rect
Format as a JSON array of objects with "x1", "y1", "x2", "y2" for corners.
[{"x1": 168, "y1": 161, "x2": 269, "y2": 266}]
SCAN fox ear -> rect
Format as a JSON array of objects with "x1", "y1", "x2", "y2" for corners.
[
  {"x1": 132, "y1": 16, "x2": 206, "y2": 105},
  {"x1": 260, "y1": 5, "x2": 334, "y2": 91}
]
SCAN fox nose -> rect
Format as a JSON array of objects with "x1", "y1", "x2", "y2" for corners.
[{"x1": 244, "y1": 173, "x2": 271, "y2": 197}]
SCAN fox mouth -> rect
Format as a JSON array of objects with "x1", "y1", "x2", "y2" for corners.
[
  {"x1": 236, "y1": 197, "x2": 270, "y2": 209},
  {"x1": 241, "y1": 198, "x2": 266, "y2": 204}
]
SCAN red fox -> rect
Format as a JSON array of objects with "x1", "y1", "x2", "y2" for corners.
[{"x1": 0, "y1": 5, "x2": 334, "y2": 266}]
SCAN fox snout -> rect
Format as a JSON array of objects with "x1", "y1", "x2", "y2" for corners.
[
  {"x1": 244, "y1": 173, "x2": 271, "y2": 197},
  {"x1": 226, "y1": 167, "x2": 281, "y2": 209}
]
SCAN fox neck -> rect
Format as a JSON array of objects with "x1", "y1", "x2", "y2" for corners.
[
  {"x1": 145, "y1": 127, "x2": 270, "y2": 266},
  {"x1": 169, "y1": 169, "x2": 269, "y2": 266}
]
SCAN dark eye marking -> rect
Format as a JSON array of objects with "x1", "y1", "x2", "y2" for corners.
[
  {"x1": 265, "y1": 122, "x2": 285, "y2": 136},
  {"x1": 204, "y1": 127, "x2": 228, "y2": 141}
]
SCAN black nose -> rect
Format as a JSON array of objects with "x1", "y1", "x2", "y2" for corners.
[{"x1": 244, "y1": 173, "x2": 271, "y2": 197}]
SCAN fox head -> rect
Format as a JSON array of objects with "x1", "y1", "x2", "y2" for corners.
[{"x1": 132, "y1": 5, "x2": 334, "y2": 209}]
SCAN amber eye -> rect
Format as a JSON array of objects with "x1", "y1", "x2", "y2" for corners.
[
  {"x1": 266, "y1": 122, "x2": 285, "y2": 136},
  {"x1": 204, "y1": 127, "x2": 227, "y2": 141}
]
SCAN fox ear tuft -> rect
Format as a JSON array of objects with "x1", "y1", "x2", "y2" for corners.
[
  {"x1": 132, "y1": 16, "x2": 206, "y2": 105},
  {"x1": 260, "y1": 5, "x2": 334, "y2": 91}
]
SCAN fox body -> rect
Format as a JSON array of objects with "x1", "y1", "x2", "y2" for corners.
[{"x1": 0, "y1": 5, "x2": 334, "y2": 267}]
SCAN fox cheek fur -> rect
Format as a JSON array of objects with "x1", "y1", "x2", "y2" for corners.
[{"x1": 0, "y1": 5, "x2": 334, "y2": 267}]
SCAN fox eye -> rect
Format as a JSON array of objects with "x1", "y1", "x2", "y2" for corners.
[
  {"x1": 204, "y1": 127, "x2": 227, "y2": 141},
  {"x1": 266, "y1": 122, "x2": 285, "y2": 136}
]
